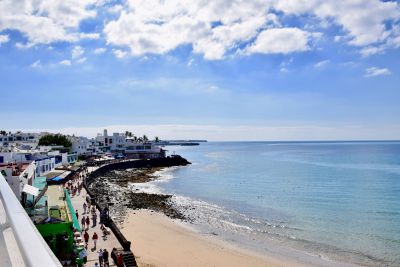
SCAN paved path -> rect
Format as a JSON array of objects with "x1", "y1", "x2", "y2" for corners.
[{"x1": 69, "y1": 168, "x2": 120, "y2": 267}]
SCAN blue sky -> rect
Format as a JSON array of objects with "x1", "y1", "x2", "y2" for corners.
[{"x1": 0, "y1": 0, "x2": 399, "y2": 140}]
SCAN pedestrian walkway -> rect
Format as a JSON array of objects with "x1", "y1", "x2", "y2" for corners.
[{"x1": 69, "y1": 170, "x2": 120, "y2": 267}]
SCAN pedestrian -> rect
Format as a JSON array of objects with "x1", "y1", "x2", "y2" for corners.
[
  {"x1": 83, "y1": 202, "x2": 87, "y2": 214},
  {"x1": 76, "y1": 209, "x2": 79, "y2": 220},
  {"x1": 85, "y1": 216, "x2": 90, "y2": 229},
  {"x1": 93, "y1": 213, "x2": 97, "y2": 227},
  {"x1": 81, "y1": 216, "x2": 85, "y2": 228},
  {"x1": 79, "y1": 248, "x2": 88, "y2": 264},
  {"x1": 94, "y1": 262, "x2": 99, "y2": 267},
  {"x1": 98, "y1": 249, "x2": 103, "y2": 266},
  {"x1": 117, "y1": 253, "x2": 123, "y2": 267},
  {"x1": 92, "y1": 232, "x2": 98, "y2": 248},
  {"x1": 103, "y1": 249, "x2": 109, "y2": 267},
  {"x1": 83, "y1": 231, "x2": 89, "y2": 248}
]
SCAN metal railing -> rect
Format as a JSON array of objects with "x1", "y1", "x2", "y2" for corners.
[{"x1": 0, "y1": 173, "x2": 62, "y2": 267}]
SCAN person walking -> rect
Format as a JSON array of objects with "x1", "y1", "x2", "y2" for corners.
[
  {"x1": 103, "y1": 249, "x2": 109, "y2": 267},
  {"x1": 81, "y1": 216, "x2": 86, "y2": 229},
  {"x1": 116, "y1": 253, "x2": 124, "y2": 267},
  {"x1": 83, "y1": 202, "x2": 87, "y2": 214},
  {"x1": 83, "y1": 231, "x2": 89, "y2": 248},
  {"x1": 97, "y1": 249, "x2": 103, "y2": 267},
  {"x1": 92, "y1": 212, "x2": 97, "y2": 227},
  {"x1": 92, "y1": 232, "x2": 98, "y2": 249},
  {"x1": 75, "y1": 209, "x2": 79, "y2": 220},
  {"x1": 86, "y1": 216, "x2": 90, "y2": 230}
]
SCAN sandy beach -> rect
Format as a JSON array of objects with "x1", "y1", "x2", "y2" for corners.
[{"x1": 121, "y1": 209, "x2": 307, "y2": 267}]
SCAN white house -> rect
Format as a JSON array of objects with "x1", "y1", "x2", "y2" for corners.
[
  {"x1": 0, "y1": 132, "x2": 43, "y2": 149},
  {"x1": 0, "y1": 161, "x2": 36, "y2": 201},
  {"x1": 94, "y1": 129, "x2": 165, "y2": 158}
]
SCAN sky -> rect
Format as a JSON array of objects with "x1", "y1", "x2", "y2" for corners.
[{"x1": 0, "y1": 0, "x2": 400, "y2": 141}]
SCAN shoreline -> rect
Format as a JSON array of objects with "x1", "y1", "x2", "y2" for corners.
[
  {"x1": 121, "y1": 209, "x2": 308, "y2": 267},
  {"x1": 88, "y1": 163, "x2": 359, "y2": 267}
]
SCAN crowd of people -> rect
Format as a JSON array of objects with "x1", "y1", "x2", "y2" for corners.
[{"x1": 67, "y1": 166, "x2": 119, "y2": 267}]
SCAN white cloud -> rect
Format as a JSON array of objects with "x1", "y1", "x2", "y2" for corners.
[
  {"x1": 273, "y1": 0, "x2": 400, "y2": 51},
  {"x1": 1, "y1": 0, "x2": 399, "y2": 60},
  {"x1": 15, "y1": 42, "x2": 35, "y2": 49},
  {"x1": 187, "y1": 58, "x2": 194, "y2": 67},
  {"x1": 59, "y1": 59, "x2": 72, "y2": 66},
  {"x1": 0, "y1": 0, "x2": 98, "y2": 44},
  {"x1": 364, "y1": 67, "x2": 392, "y2": 78},
  {"x1": 112, "y1": 49, "x2": 127, "y2": 59},
  {"x1": 76, "y1": 57, "x2": 87, "y2": 64},
  {"x1": 30, "y1": 60, "x2": 41, "y2": 68},
  {"x1": 279, "y1": 58, "x2": 293, "y2": 72},
  {"x1": 80, "y1": 33, "x2": 100, "y2": 39},
  {"x1": 72, "y1": 46, "x2": 84, "y2": 59},
  {"x1": 93, "y1": 47, "x2": 106, "y2": 54},
  {"x1": 101, "y1": 0, "x2": 400, "y2": 59},
  {"x1": 280, "y1": 67, "x2": 288, "y2": 73},
  {"x1": 104, "y1": 0, "x2": 279, "y2": 60},
  {"x1": 360, "y1": 46, "x2": 386, "y2": 57},
  {"x1": 107, "y1": 4, "x2": 124, "y2": 14},
  {"x1": 246, "y1": 28, "x2": 315, "y2": 54},
  {"x1": 0, "y1": 34, "x2": 9, "y2": 44},
  {"x1": 314, "y1": 60, "x2": 329, "y2": 68}
]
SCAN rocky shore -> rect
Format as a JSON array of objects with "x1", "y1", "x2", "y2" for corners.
[{"x1": 88, "y1": 167, "x2": 185, "y2": 225}]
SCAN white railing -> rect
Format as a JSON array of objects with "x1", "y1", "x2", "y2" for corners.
[{"x1": 0, "y1": 173, "x2": 62, "y2": 267}]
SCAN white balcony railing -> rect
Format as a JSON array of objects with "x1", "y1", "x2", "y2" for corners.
[{"x1": 0, "y1": 173, "x2": 62, "y2": 267}]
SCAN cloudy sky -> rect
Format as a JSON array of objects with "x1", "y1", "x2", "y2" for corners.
[{"x1": 1, "y1": 0, "x2": 399, "y2": 140}]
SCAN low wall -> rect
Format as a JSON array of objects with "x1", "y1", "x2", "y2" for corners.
[{"x1": 86, "y1": 156, "x2": 190, "y2": 184}]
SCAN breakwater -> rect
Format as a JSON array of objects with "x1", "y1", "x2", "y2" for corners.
[
  {"x1": 83, "y1": 156, "x2": 191, "y2": 267},
  {"x1": 86, "y1": 155, "x2": 190, "y2": 184}
]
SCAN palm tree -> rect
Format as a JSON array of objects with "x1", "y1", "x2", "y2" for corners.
[
  {"x1": 154, "y1": 136, "x2": 160, "y2": 142},
  {"x1": 143, "y1": 135, "x2": 148, "y2": 142},
  {"x1": 125, "y1": 131, "x2": 133, "y2": 137}
]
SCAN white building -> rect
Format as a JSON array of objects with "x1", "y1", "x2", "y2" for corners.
[
  {"x1": 69, "y1": 136, "x2": 90, "y2": 155},
  {"x1": 47, "y1": 150, "x2": 77, "y2": 166},
  {"x1": 0, "y1": 161, "x2": 36, "y2": 201},
  {"x1": 0, "y1": 131, "x2": 43, "y2": 149},
  {"x1": 33, "y1": 155, "x2": 56, "y2": 176},
  {"x1": 0, "y1": 151, "x2": 59, "y2": 176},
  {"x1": 94, "y1": 129, "x2": 165, "y2": 158}
]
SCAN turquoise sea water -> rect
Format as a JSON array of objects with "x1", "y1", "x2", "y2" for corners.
[{"x1": 131, "y1": 141, "x2": 400, "y2": 266}]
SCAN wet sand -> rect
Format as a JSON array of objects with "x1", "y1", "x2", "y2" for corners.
[{"x1": 121, "y1": 209, "x2": 307, "y2": 267}]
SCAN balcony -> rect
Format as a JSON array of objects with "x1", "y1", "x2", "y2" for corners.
[{"x1": 0, "y1": 173, "x2": 62, "y2": 267}]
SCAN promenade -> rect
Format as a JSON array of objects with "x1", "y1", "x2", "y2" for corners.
[{"x1": 69, "y1": 167, "x2": 120, "y2": 267}]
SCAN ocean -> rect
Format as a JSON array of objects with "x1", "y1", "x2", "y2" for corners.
[{"x1": 129, "y1": 141, "x2": 400, "y2": 266}]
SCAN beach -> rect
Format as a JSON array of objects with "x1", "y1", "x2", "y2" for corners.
[{"x1": 121, "y1": 209, "x2": 306, "y2": 267}]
